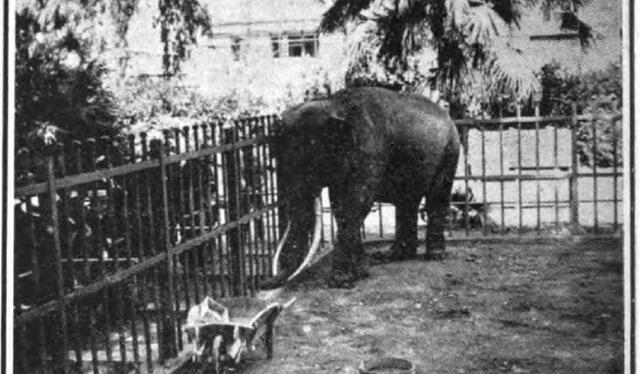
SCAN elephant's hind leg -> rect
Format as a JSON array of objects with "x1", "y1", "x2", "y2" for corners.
[
  {"x1": 384, "y1": 195, "x2": 421, "y2": 261},
  {"x1": 424, "y1": 159, "x2": 457, "y2": 260}
]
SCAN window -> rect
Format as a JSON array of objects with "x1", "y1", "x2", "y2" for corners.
[{"x1": 271, "y1": 31, "x2": 319, "y2": 58}]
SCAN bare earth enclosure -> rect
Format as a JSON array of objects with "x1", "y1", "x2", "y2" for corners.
[{"x1": 236, "y1": 237, "x2": 623, "y2": 374}]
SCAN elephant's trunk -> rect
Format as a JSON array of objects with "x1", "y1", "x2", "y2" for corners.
[{"x1": 272, "y1": 196, "x2": 323, "y2": 283}]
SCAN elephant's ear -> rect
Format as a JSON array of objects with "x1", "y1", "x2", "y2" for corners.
[{"x1": 326, "y1": 113, "x2": 356, "y2": 148}]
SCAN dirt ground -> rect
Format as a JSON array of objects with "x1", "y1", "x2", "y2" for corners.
[{"x1": 239, "y1": 237, "x2": 623, "y2": 374}]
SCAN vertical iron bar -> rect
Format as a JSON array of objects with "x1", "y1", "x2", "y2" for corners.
[
  {"x1": 212, "y1": 122, "x2": 227, "y2": 296},
  {"x1": 591, "y1": 114, "x2": 598, "y2": 232},
  {"x1": 141, "y1": 133, "x2": 164, "y2": 366},
  {"x1": 46, "y1": 157, "x2": 70, "y2": 372},
  {"x1": 378, "y1": 202, "x2": 383, "y2": 238},
  {"x1": 25, "y1": 195, "x2": 48, "y2": 369},
  {"x1": 240, "y1": 120, "x2": 256, "y2": 294},
  {"x1": 248, "y1": 118, "x2": 263, "y2": 286},
  {"x1": 463, "y1": 127, "x2": 469, "y2": 236},
  {"x1": 481, "y1": 125, "x2": 487, "y2": 236},
  {"x1": 56, "y1": 148, "x2": 83, "y2": 368},
  {"x1": 235, "y1": 121, "x2": 248, "y2": 295},
  {"x1": 173, "y1": 128, "x2": 191, "y2": 310},
  {"x1": 535, "y1": 106, "x2": 541, "y2": 235},
  {"x1": 130, "y1": 134, "x2": 153, "y2": 373},
  {"x1": 200, "y1": 123, "x2": 216, "y2": 296},
  {"x1": 516, "y1": 105, "x2": 523, "y2": 233},
  {"x1": 194, "y1": 124, "x2": 211, "y2": 298},
  {"x1": 264, "y1": 117, "x2": 280, "y2": 275},
  {"x1": 156, "y1": 140, "x2": 178, "y2": 360},
  {"x1": 219, "y1": 121, "x2": 234, "y2": 295},
  {"x1": 570, "y1": 103, "x2": 581, "y2": 233},
  {"x1": 613, "y1": 116, "x2": 619, "y2": 231},
  {"x1": 102, "y1": 136, "x2": 129, "y2": 367},
  {"x1": 224, "y1": 125, "x2": 244, "y2": 295},
  {"x1": 258, "y1": 117, "x2": 274, "y2": 275},
  {"x1": 75, "y1": 140, "x2": 100, "y2": 374},
  {"x1": 553, "y1": 122, "x2": 560, "y2": 232},
  {"x1": 88, "y1": 138, "x2": 113, "y2": 365},
  {"x1": 123, "y1": 135, "x2": 141, "y2": 371},
  {"x1": 499, "y1": 120, "x2": 505, "y2": 234},
  {"x1": 163, "y1": 129, "x2": 183, "y2": 353},
  {"x1": 183, "y1": 127, "x2": 201, "y2": 304}
]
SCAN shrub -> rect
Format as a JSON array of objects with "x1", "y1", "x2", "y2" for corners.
[
  {"x1": 539, "y1": 62, "x2": 622, "y2": 167},
  {"x1": 15, "y1": 1, "x2": 121, "y2": 152},
  {"x1": 113, "y1": 76, "x2": 281, "y2": 137}
]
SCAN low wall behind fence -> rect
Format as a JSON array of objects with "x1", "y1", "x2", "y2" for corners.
[{"x1": 12, "y1": 107, "x2": 622, "y2": 373}]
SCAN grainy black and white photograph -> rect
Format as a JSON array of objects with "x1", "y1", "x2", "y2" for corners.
[{"x1": 4, "y1": 0, "x2": 633, "y2": 373}]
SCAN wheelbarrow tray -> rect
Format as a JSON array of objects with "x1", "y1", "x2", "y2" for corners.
[
  {"x1": 185, "y1": 296, "x2": 291, "y2": 367},
  {"x1": 187, "y1": 297, "x2": 281, "y2": 329}
]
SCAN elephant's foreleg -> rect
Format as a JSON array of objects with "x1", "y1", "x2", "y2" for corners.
[{"x1": 328, "y1": 186, "x2": 375, "y2": 288}]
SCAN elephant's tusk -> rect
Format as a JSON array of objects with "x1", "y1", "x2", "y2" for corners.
[
  {"x1": 285, "y1": 197, "x2": 323, "y2": 282},
  {"x1": 272, "y1": 220, "x2": 292, "y2": 277}
]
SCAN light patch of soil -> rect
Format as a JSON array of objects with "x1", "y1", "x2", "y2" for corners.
[{"x1": 239, "y1": 238, "x2": 623, "y2": 374}]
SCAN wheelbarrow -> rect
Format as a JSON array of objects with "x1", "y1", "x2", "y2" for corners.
[{"x1": 184, "y1": 296, "x2": 295, "y2": 373}]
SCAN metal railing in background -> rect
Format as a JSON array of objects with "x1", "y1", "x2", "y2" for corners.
[
  {"x1": 13, "y1": 115, "x2": 282, "y2": 373},
  {"x1": 318, "y1": 106, "x2": 622, "y2": 245}
]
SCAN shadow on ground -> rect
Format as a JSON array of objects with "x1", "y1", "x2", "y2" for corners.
[{"x1": 239, "y1": 238, "x2": 623, "y2": 374}]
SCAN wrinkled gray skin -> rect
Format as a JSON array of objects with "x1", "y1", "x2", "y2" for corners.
[{"x1": 271, "y1": 87, "x2": 460, "y2": 289}]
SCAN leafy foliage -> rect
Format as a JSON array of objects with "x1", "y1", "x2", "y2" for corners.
[
  {"x1": 321, "y1": 0, "x2": 593, "y2": 107},
  {"x1": 540, "y1": 62, "x2": 622, "y2": 167},
  {"x1": 157, "y1": 0, "x2": 211, "y2": 76},
  {"x1": 15, "y1": 0, "x2": 121, "y2": 153},
  {"x1": 113, "y1": 77, "x2": 278, "y2": 137}
]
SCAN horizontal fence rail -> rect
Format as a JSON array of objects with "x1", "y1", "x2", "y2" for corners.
[{"x1": 13, "y1": 107, "x2": 622, "y2": 373}]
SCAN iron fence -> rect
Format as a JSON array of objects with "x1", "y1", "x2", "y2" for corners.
[
  {"x1": 12, "y1": 107, "x2": 622, "y2": 373},
  {"x1": 14, "y1": 115, "x2": 283, "y2": 373}
]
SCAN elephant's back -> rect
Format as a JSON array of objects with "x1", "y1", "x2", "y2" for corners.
[{"x1": 334, "y1": 87, "x2": 456, "y2": 150}]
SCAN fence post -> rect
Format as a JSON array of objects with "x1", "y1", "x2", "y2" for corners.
[
  {"x1": 569, "y1": 103, "x2": 582, "y2": 234},
  {"x1": 270, "y1": 116, "x2": 288, "y2": 238},
  {"x1": 516, "y1": 105, "x2": 523, "y2": 233},
  {"x1": 224, "y1": 127, "x2": 244, "y2": 296},
  {"x1": 46, "y1": 155, "x2": 70, "y2": 373},
  {"x1": 153, "y1": 139, "x2": 178, "y2": 360}
]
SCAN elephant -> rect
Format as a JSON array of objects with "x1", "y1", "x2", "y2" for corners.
[{"x1": 267, "y1": 86, "x2": 460, "y2": 289}]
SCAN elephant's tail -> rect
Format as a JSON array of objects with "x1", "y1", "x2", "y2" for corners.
[{"x1": 430, "y1": 124, "x2": 461, "y2": 193}]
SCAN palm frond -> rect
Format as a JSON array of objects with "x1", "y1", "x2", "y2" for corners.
[
  {"x1": 484, "y1": 41, "x2": 540, "y2": 99},
  {"x1": 465, "y1": 1, "x2": 512, "y2": 44},
  {"x1": 320, "y1": 0, "x2": 374, "y2": 32}
]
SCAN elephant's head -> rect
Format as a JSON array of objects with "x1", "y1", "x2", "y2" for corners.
[{"x1": 264, "y1": 100, "x2": 351, "y2": 288}]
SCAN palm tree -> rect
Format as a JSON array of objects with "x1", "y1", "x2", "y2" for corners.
[{"x1": 320, "y1": 0, "x2": 593, "y2": 113}]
